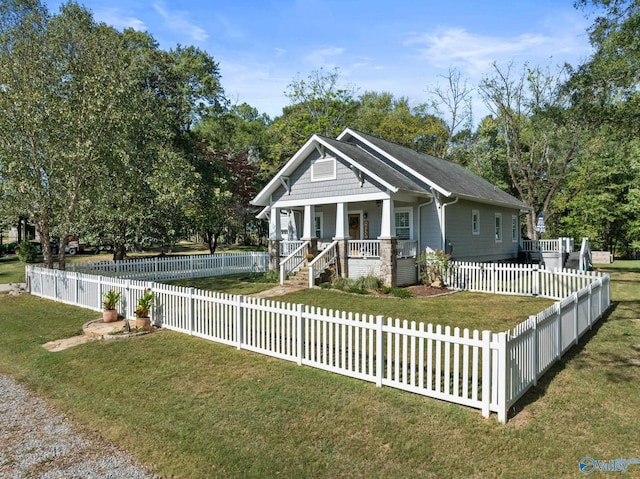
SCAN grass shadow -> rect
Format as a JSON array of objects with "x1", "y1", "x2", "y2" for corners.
[{"x1": 507, "y1": 302, "x2": 618, "y2": 421}]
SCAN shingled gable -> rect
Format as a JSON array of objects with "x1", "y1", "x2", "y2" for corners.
[
  {"x1": 251, "y1": 133, "x2": 428, "y2": 207},
  {"x1": 337, "y1": 128, "x2": 529, "y2": 211},
  {"x1": 252, "y1": 128, "x2": 528, "y2": 212}
]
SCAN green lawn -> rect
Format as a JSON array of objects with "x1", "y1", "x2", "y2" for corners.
[
  {"x1": 165, "y1": 272, "x2": 278, "y2": 296},
  {"x1": 0, "y1": 255, "x2": 26, "y2": 283},
  {"x1": 0, "y1": 262, "x2": 637, "y2": 478}
]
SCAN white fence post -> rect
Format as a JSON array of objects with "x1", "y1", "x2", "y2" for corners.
[
  {"x1": 376, "y1": 315, "x2": 384, "y2": 388},
  {"x1": 573, "y1": 292, "x2": 579, "y2": 346},
  {"x1": 236, "y1": 295, "x2": 244, "y2": 350},
  {"x1": 481, "y1": 330, "x2": 492, "y2": 419},
  {"x1": 188, "y1": 287, "x2": 195, "y2": 336},
  {"x1": 531, "y1": 316, "x2": 538, "y2": 387},
  {"x1": 296, "y1": 304, "x2": 304, "y2": 366},
  {"x1": 491, "y1": 264, "x2": 497, "y2": 294},
  {"x1": 495, "y1": 331, "x2": 508, "y2": 423}
]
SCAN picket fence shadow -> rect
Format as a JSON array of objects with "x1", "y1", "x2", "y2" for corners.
[{"x1": 26, "y1": 255, "x2": 610, "y2": 423}]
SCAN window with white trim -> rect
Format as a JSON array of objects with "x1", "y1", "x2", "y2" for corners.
[
  {"x1": 511, "y1": 215, "x2": 518, "y2": 242},
  {"x1": 472, "y1": 210, "x2": 480, "y2": 235},
  {"x1": 495, "y1": 213, "x2": 502, "y2": 242},
  {"x1": 394, "y1": 208, "x2": 412, "y2": 240},
  {"x1": 314, "y1": 213, "x2": 323, "y2": 239},
  {"x1": 311, "y1": 157, "x2": 336, "y2": 181}
]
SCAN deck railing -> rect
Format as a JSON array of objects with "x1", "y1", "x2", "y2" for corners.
[{"x1": 521, "y1": 237, "x2": 575, "y2": 253}]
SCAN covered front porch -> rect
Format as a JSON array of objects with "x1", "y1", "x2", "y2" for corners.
[{"x1": 264, "y1": 198, "x2": 422, "y2": 288}]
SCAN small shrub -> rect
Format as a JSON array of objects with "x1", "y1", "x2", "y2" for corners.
[
  {"x1": 390, "y1": 287, "x2": 412, "y2": 298},
  {"x1": 356, "y1": 275, "x2": 381, "y2": 290},
  {"x1": 16, "y1": 240, "x2": 38, "y2": 263},
  {"x1": 417, "y1": 249, "x2": 455, "y2": 286}
]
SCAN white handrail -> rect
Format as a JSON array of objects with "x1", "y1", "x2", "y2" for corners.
[
  {"x1": 279, "y1": 241, "x2": 309, "y2": 285},
  {"x1": 308, "y1": 240, "x2": 338, "y2": 288}
]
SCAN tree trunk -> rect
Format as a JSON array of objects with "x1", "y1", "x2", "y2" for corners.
[{"x1": 113, "y1": 244, "x2": 127, "y2": 261}]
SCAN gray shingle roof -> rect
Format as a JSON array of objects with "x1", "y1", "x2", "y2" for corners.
[
  {"x1": 345, "y1": 129, "x2": 527, "y2": 209},
  {"x1": 318, "y1": 136, "x2": 429, "y2": 195}
]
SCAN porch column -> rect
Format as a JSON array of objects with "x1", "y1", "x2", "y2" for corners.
[
  {"x1": 302, "y1": 204, "x2": 318, "y2": 256},
  {"x1": 379, "y1": 238, "x2": 398, "y2": 287},
  {"x1": 378, "y1": 198, "x2": 397, "y2": 287},
  {"x1": 268, "y1": 207, "x2": 282, "y2": 272},
  {"x1": 379, "y1": 198, "x2": 395, "y2": 239},
  {"x1": 334, "y1": 202, "x2": 349, "y2": 278}
]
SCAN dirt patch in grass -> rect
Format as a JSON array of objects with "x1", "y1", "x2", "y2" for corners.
[{"x1": 403, "y1": 284, "x2": 455, "y2": 297}]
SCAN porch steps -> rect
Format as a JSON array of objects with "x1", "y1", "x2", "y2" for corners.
[
  {"x1": 286, "y1": 263, "x2": 312, "y2": 287},
  {"x1": 285, "y1": 261, "x2": 336, "y2": 287}
]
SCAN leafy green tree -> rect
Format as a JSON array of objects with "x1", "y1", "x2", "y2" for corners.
[
  {"x1": 0, "y1": 1, "x2": 135, "y2": 268},
  {"x1": 352, "y1": 92, "x2": 449, "y2": 157},
  {"x1": 566, "y1": 0, "x2": 640, "y2": 255},
  {"x1": 267, "y1": 68, "x2": 358, "y2": 169},
  {"x1": 479, "y1": 62, "x2": 584, "y2": 239}
]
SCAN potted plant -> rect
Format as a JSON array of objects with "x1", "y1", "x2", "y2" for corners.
[
  {"x1": 102, "y1": 289, "x2": 121, "y2": 323},
  {"x1": 134, "y1": 289, "x2": 155, "y2": 328},
  {"x1": 306, "y1": 253, "x2": 314, "y2": 262}
]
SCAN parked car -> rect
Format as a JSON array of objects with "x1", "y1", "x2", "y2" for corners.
[{"x1": 1, "y1": 241, "x2": 18, "y2": 254}]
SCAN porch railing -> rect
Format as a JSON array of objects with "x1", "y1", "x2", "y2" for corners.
[
  {"x1": 309, "y1": 240, "x2": 339, "y2": 288},
  {"x1": 397, "y1": 240, "x2": 418, "y2": 258},
  {"x1": 279, "y1": 241, "x2": 309, "y2": 285},
  {"x1": 348, "y1": 240, "x2": 379, "y2": 258},
  {"x1": 348, "y1": 239, "x2": 418, "y2": 258}
]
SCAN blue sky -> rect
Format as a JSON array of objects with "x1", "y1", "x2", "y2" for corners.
[{"x1": 46, "y1": 1, "x2": 595, "y2": 120}]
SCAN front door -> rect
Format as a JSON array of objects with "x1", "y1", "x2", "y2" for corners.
[{"x1": 348, "y1": 214, "x2": 361, "y2": 239}]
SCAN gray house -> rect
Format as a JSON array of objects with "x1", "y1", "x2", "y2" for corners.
[{"x1": 252, "y1": 128, "x2": 529, "y2": 287}]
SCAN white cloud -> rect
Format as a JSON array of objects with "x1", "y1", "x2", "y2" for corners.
[
  {"x1": 406, "y1": 28, "x2": 550, "y2": 75},
  {"x1": 404, "y1": 24, "x2": 591, "y2": 78},
  {"x1": 93, "y1": 8, "x2": 146, "y2": 31},
  {"x1": 152, "y1": 2, "x2": 208, "y2": 44},
  {"x1": 304, "y1": 47, "x2": 346, "y2": 67}
]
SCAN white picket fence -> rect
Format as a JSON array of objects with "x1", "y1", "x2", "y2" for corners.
[
  {"x1": 445, "y1": 262, "x2": 603, "y2": 300},
  {"x1": 70, "y1": 252, "x2": 268, "y2": 281},
  {"x1": 25, "y1": 258, "x2": 610, "y2": 423}
]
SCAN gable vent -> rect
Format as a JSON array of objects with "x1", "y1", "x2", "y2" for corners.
[{"x1": 311, "y1": 157, "x2": 336, "y2": 181}]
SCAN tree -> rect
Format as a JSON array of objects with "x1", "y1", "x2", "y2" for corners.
[
  {"x1": 0, "y1": 2, "x2": 223, "y2": 265},
  {"x1": 0, "y1": 1, "x2": 133, "y2": 268},
  {"x1": 188, "y1": 141, "x2": 259, "y2": 253},
  {"x1": 479, "y1": 62, "x2": 583, "y2": 239},
  {"x1": 267, "y1": 68, "x2": 358, "y2": 169},
  {"x1": 352, "y1": 92, "x2": 449, "y2": 157},
  {"x1": 566, "y1": 0, "x2": 640, "y2": 255},
  {"x1": 427, "y1": 67, "x2": 474, "y2": 152}
]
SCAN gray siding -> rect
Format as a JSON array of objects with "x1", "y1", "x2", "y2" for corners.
[
  {"x1": 445, "y1": 199, "x2": 520, "y2": 262},
  {"x1": 272, "y1": 150, "x2": 384, "y2": 203},
  {"x1": 420, "y1": 201, "x2": 441, "y2": 251}
]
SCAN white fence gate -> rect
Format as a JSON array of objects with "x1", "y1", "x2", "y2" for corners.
[{"x1": 26, "y1": 257, "x2": 610, "y2": 423}]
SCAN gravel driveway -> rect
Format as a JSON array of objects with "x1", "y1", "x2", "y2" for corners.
[{"x1": 0, "y1": 374, "x2": 158, "y2": 478}]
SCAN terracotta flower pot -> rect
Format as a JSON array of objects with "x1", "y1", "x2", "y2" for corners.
[
  {"x1": 135, "y1": 316, "x2": 151, "y2": 328},
  {"x1": 103, "y1": 309, "x2": 118, "y2": 323}
]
